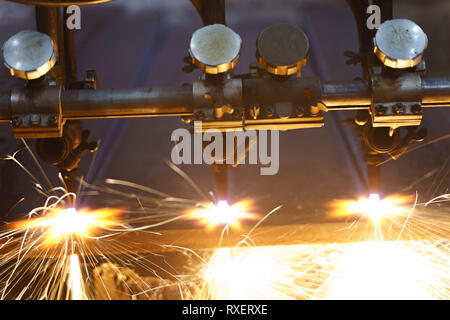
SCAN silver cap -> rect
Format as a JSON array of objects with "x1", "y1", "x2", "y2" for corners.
[
  {"x1": 189, "y1": 24, "x2": 242, "y2": 74},
  {"x1": 3, "y1": 30, "x2": 56, "y2": 80},
  {"x1": 374, "y1": 19, "x2": 428, "y2": 69}
]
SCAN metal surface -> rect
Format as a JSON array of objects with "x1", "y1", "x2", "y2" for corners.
[
  {"x1": 189, "y1": 24, "x2": 242, "y2": 74},
  {"x1": 2, "y1": 217, "x2": 448, "y2": 257},
  {"x1": 193, "y1": 78, "x2": 241, "y2": 126},
  {"x1": 63, "y1": 9, "x2": 78, "y2": 85},
  {"x1": 190, "y1": 0, "x2": 226, "y2": 26},
  {"x1": 374, "y1": 19, "x2": 428, "y2": 69},
  {"x1": 0, "y1": 76, "x2": 449, "y2": 127},
  {"x1": 370, "y1": 72, "x2": 423, "y2": 128},
  {"x1": 243, "y1": 77, "x2": 321, "y2": 106},
  {"x1": 214, "y1": 165, "x2": 229, "y2": 200},
  {"x1": 256, "y1": 24, "x2": 309, "y2": 76},
  {"x1": 2, "y1": 30, "x2": 56, "y2": 80},
  {"x1": 367, "y1": 165, "x2": 380, "y2": 194},
  {"x1": 422, "y1": 77, "x2": 450, "y2": 105},
  {"x1": 322, "y1": 77, "x2": 450, "y2": 108},
  {"x1": 10, "y1": 85, "x2": 62, "y2": 138},
  {"x1": 61, "y1": 87, "x2": 193, "y2": 119},
  {"x1": 36, "y1": 121, "x2": 98, "y2": 192},
  {"x1": 322, "y1": 80, "x2": 371, "y2": 107},
  {"x1": 346, "y1": 0, "x2": 393, "y2": 77},
  {"x1": 35, "y1": 6, "x2": 66, "y2": 84}
]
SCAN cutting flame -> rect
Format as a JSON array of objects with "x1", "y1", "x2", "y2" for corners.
[
  {"x1": 187, "y1": 200, "x2": 257, "y2": 229},
  {"x1": 14, "y1": 207, "x2": 120, "y2": 245},
  {"x1": 327, "y1": 193, "x2": 412, "y2": 224}
]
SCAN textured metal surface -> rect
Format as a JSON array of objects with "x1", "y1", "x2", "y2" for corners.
[
  {"x1": 256, "y1": 24, "x2": 309, "y2": 76},
  {"x1": 2, "y1": 30, "x2": 56, "y2": 80},
  {"x1": 0, "y1": 77, "x2": 449, "y2": 125},
  {"x1": 10, "y1": 85, "x2": 62, "y2": 138},
  {"x1": 422, "y1": 77, "x2": 450, "y2": 105},
  {"x1": 189, "y1": 24, "x2": 242, "y2": 74},
  {"x1": 2, "y1": 216, "x2": 448, "y2": 256},
  {"x1": 374, "y1": 19, "x2": 428, "y2": 69},
  {"x1": 322, "y1": 80, "x2": 371, "y2": 107},
  {"x1": 61, "y1": 87, "x2": 193, "y2": 119},
  {"x1": 370, "y1": 73, "x2": 423, "y2": 128}
]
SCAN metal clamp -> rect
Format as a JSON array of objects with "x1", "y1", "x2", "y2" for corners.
[
  {"x1": 370, "y1": 72, "x2": 423, "y2": 131},
  {"x1": 10, "y1": 85, "x2": 63, "y2": 138},
  {"x1": 193, "y1": 78, "x2": 243, "y2": 131}
]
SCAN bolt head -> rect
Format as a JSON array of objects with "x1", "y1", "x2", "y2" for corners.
[
  {"x1": 411, "y1": 104, "x2": 422, "y2": 114},
  {"x1": 375, "y1": 105, "x2": 385, "y2": 116},
  {"x1": 394, "y1": 104, "x2": 404, "y2": 114},
  {"x1": 30, "y1": 114, "x2": 41, "y2": 126}
]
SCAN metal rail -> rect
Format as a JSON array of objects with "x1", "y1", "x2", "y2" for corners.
[{"x1": 0, "y1": 77, "x2": 449, "y2": 122}]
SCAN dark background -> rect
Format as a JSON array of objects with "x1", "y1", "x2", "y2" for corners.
[{"x1": 0, "y1": 0, "x2": 448, "y2": 224}]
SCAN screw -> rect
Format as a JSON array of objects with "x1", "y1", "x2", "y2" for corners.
[
  {"x1": 394, "y1": 103, "x2": 404, "y2": 115},
  {"x1": 375, "y1": 105, "x2": 385, "y2": 116},
  {"x1": 411, "y1": 104, "x2": 422, "y2": 115}
]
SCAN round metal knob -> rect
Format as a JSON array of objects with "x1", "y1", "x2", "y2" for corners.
[
  {"x1": 374, "y1": 19, "x2": 428, "y2": 69},
  {"x1": 189, "y1": 24, "x2": 242, "y2": 74},
  {"x1": 2, "y1": 30, "x2": 56, "y2": 80},
  {"x1": 256, "y1": 24, "x2": 309, "y2": 76}
]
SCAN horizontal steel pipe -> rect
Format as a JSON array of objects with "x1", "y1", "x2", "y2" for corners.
[
  {"x1": 422, "y1": 77, "x2": 450, "y2": 104},
  {"x1": 322, "y1": 77, "x2": 450, "y2": 108},
  {"x1": 242, "y1": 77, "x2": 322, "y2": 106},
  {"x1": 61, "y1": 86, "x2": 193, "y2": 119},
  {"x1": 1, "y1": 77, "x2": 450, "y2": 123},
  {"x1": 322, "y1": 79, "x2": 371, "y2": 107}
]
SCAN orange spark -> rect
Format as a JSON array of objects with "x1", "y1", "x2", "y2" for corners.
[
  {"x1": 186, "y1": 200, "x2": 258, "y2": 230},
  {"x1": 14, "y1": 207, "x2": 121, "y2": 245},
  {"x1": 327, "y1": 194, "x2": 413, "y2": 224}
]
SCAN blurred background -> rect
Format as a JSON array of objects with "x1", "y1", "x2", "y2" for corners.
[{"x1": 0, "y1": 0, "x2": 448, "y2": 224}]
